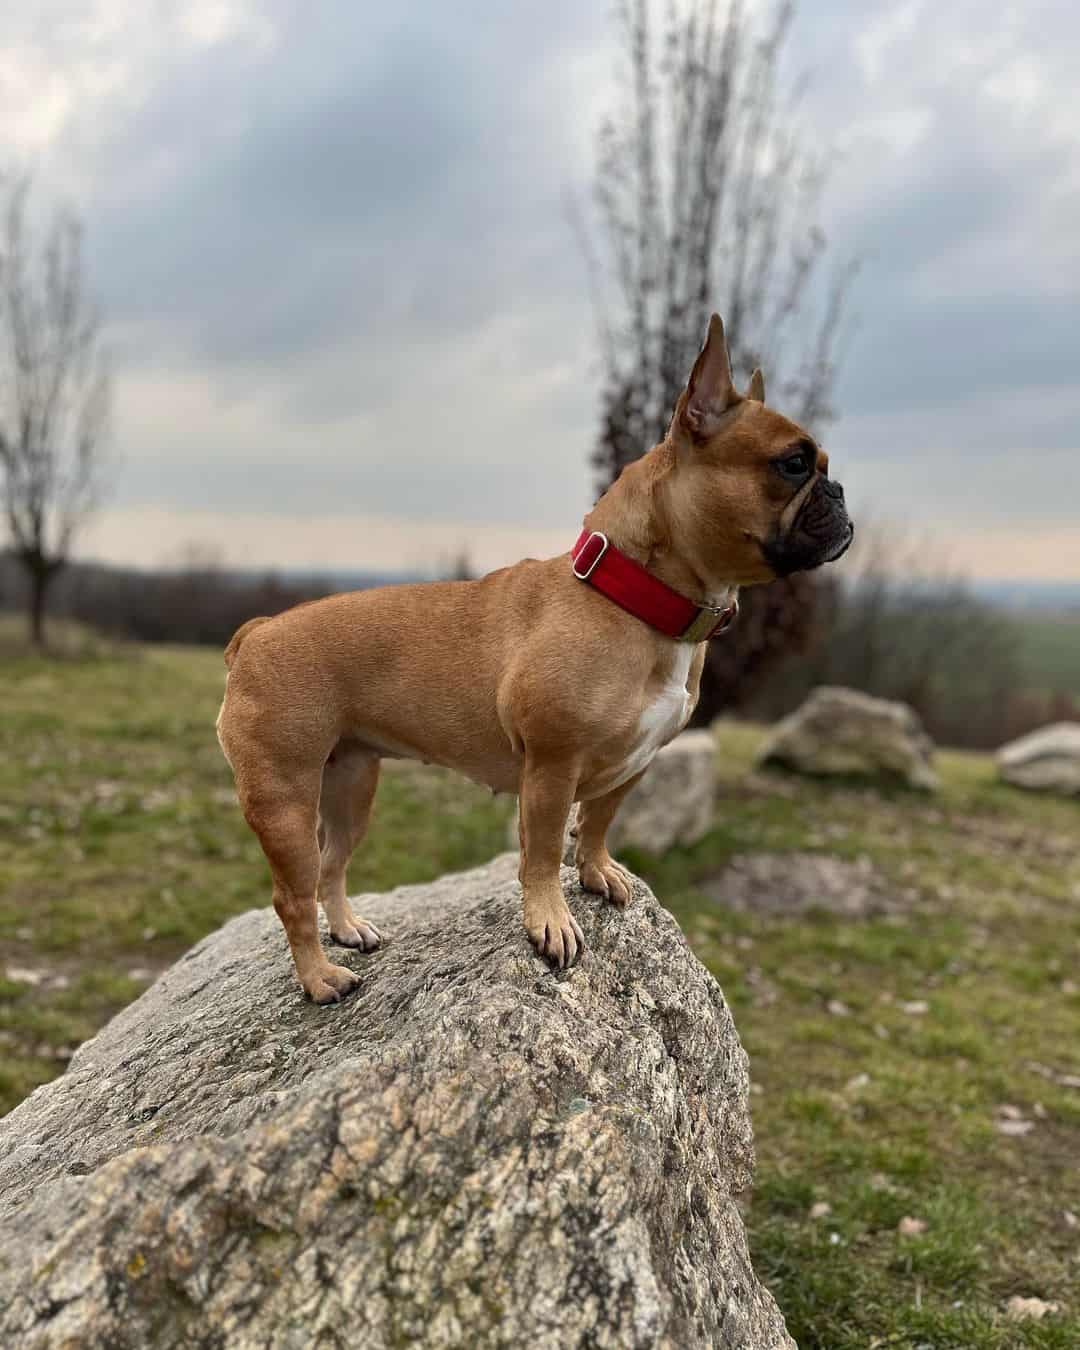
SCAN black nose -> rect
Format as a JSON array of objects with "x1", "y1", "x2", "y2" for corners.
[{"x1": 823, "y1": 477, "x2": 845, "y2": 501}]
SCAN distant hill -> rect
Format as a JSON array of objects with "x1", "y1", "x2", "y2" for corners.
[
  {"x1": 970, "y1": 578, "x2": 1080, "y2": 613},
  {"x1": 278, "y1": 568, "x2": 429, "y2": 592}
]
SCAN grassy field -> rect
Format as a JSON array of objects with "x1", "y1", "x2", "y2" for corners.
[
  {"x1": 1014, "y1": 612, "x2": 1080, "y2": 697},
  {"x1": 2, "y1": 626, "x2": 1078, "y2": 1348}
]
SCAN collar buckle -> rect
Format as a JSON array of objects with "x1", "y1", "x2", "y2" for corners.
[
  {"x1": 681, "y1": 597, "x2": 739, "y2": 643},
  {"x1": 571, "y1": 531, "x2": 609, "y2": 581}
]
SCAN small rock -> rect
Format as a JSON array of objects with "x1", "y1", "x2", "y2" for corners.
[
  {"x1": 827, "y1": 999, "x2": 851, "y2": 1017},
  {"x1": 1005, "y1": 1296, "x2": 1060, "y2": 1322},
  {"x1": 809, "y1": 1202, "x2": 832, "y2": 1219},
  {"x1": 995, "y1": 1118, "x2": 1035, "y2": 1137},
  {"x1": 997, "y1": 722, "x2": 1080, "y2": 796},
  {"x1": 757, "y1": 686, "x2": 939, "y2": 790},
  {"x1": 845, "y1": 1073, "x2": 871, "y2": 1092},
  {"x1": 900, "y1": 1000, "x2": 929, "y2": 1015},
  {"x1": 1063, "y1": 1210, "x2": 1078, "y2": 1229},
  {"x1": 3, "y1": 967, "x2": 46, "y2": 987},
  {"x1": 32, "y1": 1044, "x2": 74, "y2": 1063}
]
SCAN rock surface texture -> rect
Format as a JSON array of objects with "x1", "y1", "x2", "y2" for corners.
[
  {"x1": 510, "y1": 729, "x2": 718, "y2": 859},
  {"x1": 0, "y1": 855, "x2": 792, "y2": 1350},
  {"x1": 997, "y1": 722, "x2": 1080, "y2": 795},
  {"x1": 758, "y1": 685, "x2": 939, "y2": 791}
]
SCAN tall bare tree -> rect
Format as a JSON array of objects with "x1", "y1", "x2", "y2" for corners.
[
  {"x1": 0, "y1": 176, "x2": 110, "y2": 648},
  {"x1": 581, "y1": 0, "x2": 856, "y2": 715}
]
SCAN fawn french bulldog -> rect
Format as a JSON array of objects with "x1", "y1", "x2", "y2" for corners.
[{"x1": 216, "y1": 315, "x2": 853, "y2": 1002}]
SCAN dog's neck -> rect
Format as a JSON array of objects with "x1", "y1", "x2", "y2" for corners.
[{"x1": 582, "y1": 444, "x2": 738, "y2": 610}]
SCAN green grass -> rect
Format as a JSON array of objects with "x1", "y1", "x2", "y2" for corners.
[
  {"x1": 2, "y1": 627, "x2": 1078, "y2": 1346},
  {"x1": 624, "y1": 726, "x2": 1080, "y2": 1348},
  {"x1": 1013, "y1": 612, "x2": 1080, "y2": 697}
]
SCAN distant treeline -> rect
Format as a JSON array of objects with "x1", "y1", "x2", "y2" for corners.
[
  {"x1": 0, "y1": 552, "x2": 334, "y2": 648},
  {"x1": 1, "y1": 549, "x2": 1074, "y2": 751},
  {"x1": 716, "y1": 572, "x2": 1080, "y2": 751}
]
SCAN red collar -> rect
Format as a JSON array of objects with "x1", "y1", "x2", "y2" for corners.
[{"x1": 571, "y1": 529, "x2": 738, "y2": 643}]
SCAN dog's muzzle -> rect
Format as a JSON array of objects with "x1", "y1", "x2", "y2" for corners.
[{"x1": 763, "y1": 477, "x2": 854, "y2": 576}]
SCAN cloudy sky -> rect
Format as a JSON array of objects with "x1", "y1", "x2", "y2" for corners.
[{"x1": 2, "y1": 0, "x2": 1078, "y2": 579}]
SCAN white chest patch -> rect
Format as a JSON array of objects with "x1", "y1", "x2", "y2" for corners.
[{"x1": 601, "y1": 645, "x2": 694, "y2": 794}]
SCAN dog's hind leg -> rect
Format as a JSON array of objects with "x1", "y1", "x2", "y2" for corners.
[
  {"x1": 317, "y1": 745, "x2": 383, "y2": 951},
  {"x1": 240, "y1": 766, "x2": 361, "y2": 1005}
]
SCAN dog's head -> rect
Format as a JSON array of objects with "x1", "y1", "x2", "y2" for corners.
[{"x1": 663, "y1": 313, "x2": 854, "y2": 586}]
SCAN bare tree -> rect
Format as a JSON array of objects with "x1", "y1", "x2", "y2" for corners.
[
  {"x1": 0, "y1": 176, "x2": 110, "y2": 648},
  {"x1": 579, "y1": 1, "x2": 856, "y2": 718},
  {"x1": 585, "y1": 0, "x2": 855, "y2": 484}
]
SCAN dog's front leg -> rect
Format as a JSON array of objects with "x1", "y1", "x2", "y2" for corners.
[
  {"x1": 574, "y1": 773, "x2": 643, "y2": 908},
  {"x1": 518, "y1": 757, "x2": 584, "y2": 969}
]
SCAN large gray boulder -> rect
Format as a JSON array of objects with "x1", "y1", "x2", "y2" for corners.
[
  {"x1": 606, "y1": 728, "x2": 717, "y2": 853},
  {"x1": 0, "y1": 855, "x2": 792, "y2": 1350},
  {"x1": 758, "y1": 685, "x2": 939, "y2": 791},
  {"x1": 510, "y1": 729, "x2": 718, "y2": 859},
  {"x1": 997, "y1": 722, "x2": 1080, "y2": 795}
]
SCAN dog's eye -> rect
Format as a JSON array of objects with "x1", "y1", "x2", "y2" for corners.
[{"x1": 776, "y1": 451, "x2": 811, "y2": 480}]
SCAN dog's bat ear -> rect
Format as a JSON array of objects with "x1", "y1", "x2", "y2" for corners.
[
  {"x1": 747, "y1": 367, "x2": 765, "y2": 403},
  {"x1": 681, "y1": 313, "x2": 739, "y2": 440}
]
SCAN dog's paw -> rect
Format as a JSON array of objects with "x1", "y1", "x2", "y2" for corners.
[
  {"x1": 303, "y1": 962, "x2": 361, "y2": 1005},
  {"x1": 330, "y1": 918, "x2": 382, "y2": 951},
  {"x1": 578, "y1": 854, "x2": 634, "y2": 908},
  {"x1": 525, "y1": 904, "x2": 585, "y2": 970}
]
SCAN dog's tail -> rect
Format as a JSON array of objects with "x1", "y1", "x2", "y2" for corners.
[{"x1": 224, "y1": 615, "x2": 272, "y2": 670}]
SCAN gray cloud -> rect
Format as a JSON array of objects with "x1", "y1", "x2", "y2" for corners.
[
  {"x1": 86, "y1": 4, "x2": 603, "y2": 367},
  {"x1": 4, "y1": 0, "x2": 1079, "y2": 569}
]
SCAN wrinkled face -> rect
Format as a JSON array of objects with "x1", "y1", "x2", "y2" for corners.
[
  {"x1": 666, "y1": 316, "x2": 854, "y2": 586},
  {"x1": 743, "y1": 407, "x2": 854, "y2": 579}
]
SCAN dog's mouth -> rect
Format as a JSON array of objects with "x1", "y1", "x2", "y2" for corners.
[
  {"x1": 763, "y1": 478, "x2": 854, "y2": 576},
  {"x1": 822, "y1": 520, "x2": 855, "y2": 563}
]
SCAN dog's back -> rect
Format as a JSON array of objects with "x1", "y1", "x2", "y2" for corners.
[{"x1": 223, "y1": 615, "x2": 272, "y2": 669}]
